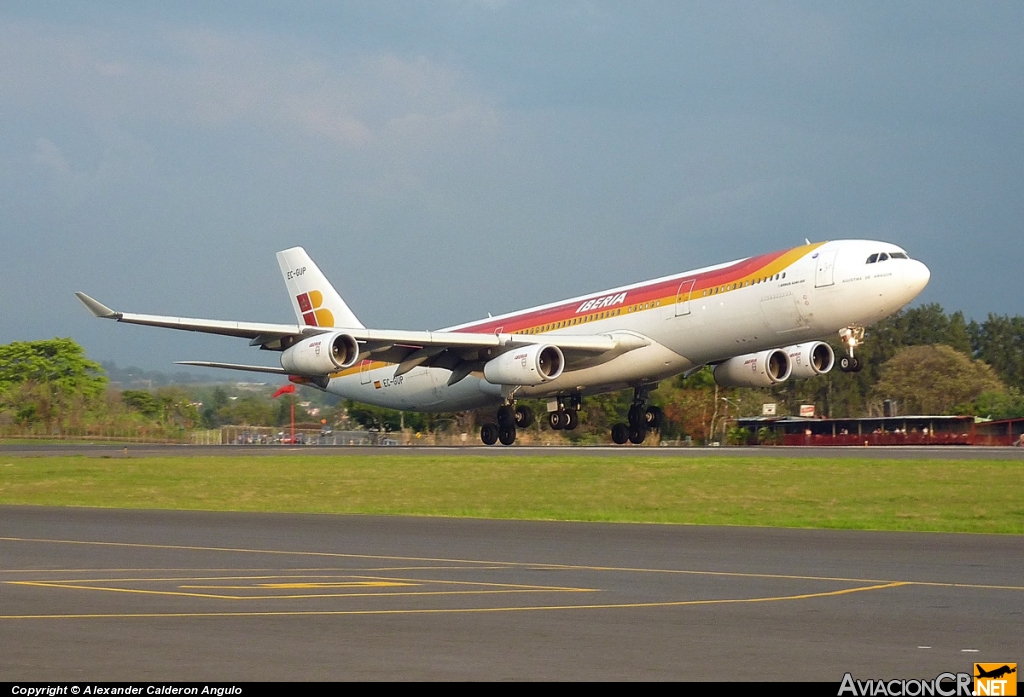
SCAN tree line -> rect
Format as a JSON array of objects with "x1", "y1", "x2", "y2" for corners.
[{"x1": 2, "y1": 304, "x2": 1022, "y2": 442}]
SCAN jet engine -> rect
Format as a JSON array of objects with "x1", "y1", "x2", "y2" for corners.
[
  {"x1": 713, "y1": 348, "x2": 791, "y2": 388},
  {"x1": 483, "y1": 344, "x2": 565, "y2": 386},
  {"x1": 785, "y1": 341, "x2": 835, "y2": 379},
  {"x1": 280, "y1": 332, "x2": 360, "y2": 375}
]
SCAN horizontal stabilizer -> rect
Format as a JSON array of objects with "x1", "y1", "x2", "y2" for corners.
[{"x1": 175, "y1": 361, "x2": 288, "y2": 375}]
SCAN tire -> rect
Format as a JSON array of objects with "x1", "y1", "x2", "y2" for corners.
[
  {"x1": 498, "y1": 423, "x2": 517, "y2": 446},
  {"x1": 611, "y1": 423, "x2": 630, "y2": 445},
  {"x1": 839, "y1": 356, "x2": 852, "y2": 372},
  {"x1": 628, "y1": 405, "x2": 644, "y2": 427},
  {"x1": 497, "y1": 405, "x2": 515, "y2": 427},
  {"x1": 480, "y1": 423, "x2": 498, "y2": 445},
  {"x1": 645, "y1": 406, "x2": 664, "y2": 429},
  {"x1": 851, "y1": 356, "x2": 863, "y2": 373},
  {"x1": 628, "y1": 424, "x2": 647, "y2": 444},
  {"x1": 548, "y1": 411, "x2": 566, "y2": 430},
  {"x1": 514, "y1": 405, "x2": 534, "y2": 428},
  {"x1": 564, "y1": 410, "x2": 578, "y2": 431}
]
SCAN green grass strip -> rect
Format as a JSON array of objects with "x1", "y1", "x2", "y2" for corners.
[{"x1": 1, "y1": 454, "x2": 1021, "y2": 533}]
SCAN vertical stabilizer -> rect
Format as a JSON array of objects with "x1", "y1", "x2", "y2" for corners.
[{"x1": 276, "y1": 247, "x2": 364, "y2": 329}]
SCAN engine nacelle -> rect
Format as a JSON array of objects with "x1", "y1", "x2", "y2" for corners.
[
  {"x1": 713, "y1": 349, "x2": 792, "y2": 388},
  {"x1": 785, "y1": 341, "x2": 835, "y2": 379},
  {"x1": 280, "y1": 332, "x2": 360, "y2": 375},
  {"x1": 483, "y1": 344, "x2": 565, "y2": 386}
]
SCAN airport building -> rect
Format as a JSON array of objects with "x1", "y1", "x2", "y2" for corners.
[{"x1": 735, "y1": 415, "x2": 1024, "y2": 446}]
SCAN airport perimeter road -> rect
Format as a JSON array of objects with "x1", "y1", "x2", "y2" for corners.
[
  {"x1": 1, "y1": 506, "x2": 1021, "y2": 681},
  {"x1": 3, "y1": 443, "x2": 1024, "y2": 459}
]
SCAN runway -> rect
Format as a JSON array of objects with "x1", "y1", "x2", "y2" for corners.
[
  {"x1": 1, "y1": 506, "x2": 1021, "y2": 680},
  {"x1": 3, "y1": 442, "x2": 1023, "y2": 459}
]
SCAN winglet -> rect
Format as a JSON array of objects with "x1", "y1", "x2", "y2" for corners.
[{"x1": 75, "y1": 292, "x2": 119, "y2": 319}]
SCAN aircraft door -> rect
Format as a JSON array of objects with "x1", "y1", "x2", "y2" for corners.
[
  {"x1": 359, "y1": 359, "x2": 373, "y2": 385},
  {"x1": 815, "y1": 248, "x2": 838, "y2": 288},
  {"x1": 674, "y1": 279, "x2": 696, "y2": 317}
]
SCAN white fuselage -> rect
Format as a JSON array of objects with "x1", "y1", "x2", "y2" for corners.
[{"x1": 323, "y1": 240, "x2": 930, "y2": 411}]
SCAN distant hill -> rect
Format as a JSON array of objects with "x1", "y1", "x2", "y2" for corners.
[{"x1": 101, "y1": 361, "x2": 245, "y2": 387}]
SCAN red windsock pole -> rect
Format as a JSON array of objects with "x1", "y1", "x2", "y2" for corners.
[{"x1": 272, "y1": 384, "x2": 297, "y2": 443}]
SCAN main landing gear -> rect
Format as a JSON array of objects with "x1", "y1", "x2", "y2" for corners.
[
  {"x1": 610, "y1": 386, "x2": 663, "y2": 445},
  {"x1": 547, "y1": 395, "x2": 581, "y2": 432},
  {"x1": 480, "y1": 402, "x2": 534, "y2": 446},
  {"x1": 838, "y1": 326, "x2": 865, "y2": 373}
]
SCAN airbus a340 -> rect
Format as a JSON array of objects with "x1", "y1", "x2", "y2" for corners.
[{"x1": 78, "y1": 240, "x2": 929, "y2": 445}]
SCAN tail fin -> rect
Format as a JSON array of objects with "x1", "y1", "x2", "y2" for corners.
[{"x1": 276, "y1": 247, "x2": 364, "y2": 329}]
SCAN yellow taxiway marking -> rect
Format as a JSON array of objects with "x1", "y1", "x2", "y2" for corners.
[
  {"x1": 6, "y1": 572, "x2": 595, "y2": 592},
  {"x1": 0, "y1": 566, "x2": 514, "y2": 574},
  {"x1": 8, "y1": 579, "x2": 595, "y2": 602},
  {"x1": 7, "y1": 571, "x2": 595, "y2": 601},
  {"x1": 212, "y1": 582, "x2": 417, "y2": 589},
  {"x1": 0, "y1": 582, "x2": 908, "y2": 620},
  {"x1": 2, "y1": 536, "x2": 1022, "y2": 593}
]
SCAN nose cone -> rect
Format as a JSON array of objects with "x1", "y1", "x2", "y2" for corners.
[{"x1": 904, "y1": 259, "x2": 931, "y2": 296}]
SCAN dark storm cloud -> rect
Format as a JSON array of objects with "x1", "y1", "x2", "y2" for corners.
[{"x1": 0, "y1": 1, "x2": 1021, "y2": 370}]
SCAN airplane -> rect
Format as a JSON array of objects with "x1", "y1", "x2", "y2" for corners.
[
  {"x1": 975, "y1": 665, "x2": 1016, "y2": 680},
  {"x1": 77, "y1": 239, "x2": 930, "y2": 446}
]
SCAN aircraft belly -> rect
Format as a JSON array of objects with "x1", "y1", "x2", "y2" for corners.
[
  {"x1": 517, "y1": 342, "x2": 693, "y2": 398},
  {"x1": 327, "y1": 367, "x2": 499, "y2": 413}
]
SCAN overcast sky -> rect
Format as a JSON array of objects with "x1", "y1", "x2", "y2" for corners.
[{"x1": 2, "y1": 1, "x2": 1022, "y2": 372}]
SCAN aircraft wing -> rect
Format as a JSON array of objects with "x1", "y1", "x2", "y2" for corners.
[
  {"x1": 77, "y1": 292, "x2": 649, "y2": 379},
  {"x1": 347, "y1": 330, "x2": 647, "y2": 383},
  {"x1": 75, "y1": 292, "x2": 324, "y2": 348}
]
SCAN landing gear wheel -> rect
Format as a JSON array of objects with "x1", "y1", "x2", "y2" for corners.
[
  {"x1": 628, "y1": 405, "x2": 644, "y2": 427},
  {"x1": 514, "y1": 405, "x2": 534, "y2": 428},
  {"x1": 645, "y1": 406, "x2": 664, "y2": 430},
  {"x1": 628, "y1": 424, "x2": 647, "y2": 445},
  {"x1": 611, "y1": 423, "x2": 630, "y2": 445},
  {"x1": 564, "y1": 410, "x2": 579, "y2": 431},
  {"x1": 480, "y1": 423, "x2": 498, "y2": 446},
  {"x1": 498, "y1": 423, "x2": 517, "y2": 446},
  {"x1": 548, "y1": 411, "x2": 569, "y2": 430},
  {"x1": 840, "y1": 356, "x2": 863, "y2": 373},
  {"x1": 497, "y1": 405, "x2": 516, "y2": 426}
]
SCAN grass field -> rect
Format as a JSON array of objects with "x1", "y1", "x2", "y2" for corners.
[{"x1": 1, "y1": 453, "x2": 1022, "y2": 533}]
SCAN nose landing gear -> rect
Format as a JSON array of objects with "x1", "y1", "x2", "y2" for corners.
[{"x1": 839, "y1": 326, "x2": 865, "y2": 373}]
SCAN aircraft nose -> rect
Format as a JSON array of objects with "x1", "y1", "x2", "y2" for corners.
[{"x1": 904, "y1": 259, "x2": 930, "y2": 294}]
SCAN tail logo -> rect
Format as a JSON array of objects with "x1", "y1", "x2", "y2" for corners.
[{"x1": 296, "y1": 290, "x2": 334, "y2": 327}]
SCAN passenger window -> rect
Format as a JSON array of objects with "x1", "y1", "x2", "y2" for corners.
[{"x1": 866, "y1": 254, "x2": 878, "y2": 264}]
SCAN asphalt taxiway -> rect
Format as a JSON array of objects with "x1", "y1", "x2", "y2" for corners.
[{"x1": 1, "y1": 506, "x2": 1021, "y2": 680}]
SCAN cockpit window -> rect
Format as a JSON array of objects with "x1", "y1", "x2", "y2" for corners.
[
  {"x1": 890, "y1": 252, "x2": 908, "y2": 259},
  {"x1": 866, "y1": 253, "x2": 878, "y2": 264},
  {"x1": 878, "y1": 252, "x2": 889, "y2": 262}
]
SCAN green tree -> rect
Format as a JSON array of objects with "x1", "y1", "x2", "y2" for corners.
[
  {"x1": 121, "y1": 390, "x2": 161, "y2": 418},
  {"x1": 344, "y1": 400, "x2": 403, "y2": 432},
  {"x1": 872, "y1": 345, "x2": 1005, "y2": 415},
  {"x1": 971, "y1": 314, "x2": 1024, "y2": 391},
  {"x1": 0, "y1": 338, "x2": 108, "y2": 433}
]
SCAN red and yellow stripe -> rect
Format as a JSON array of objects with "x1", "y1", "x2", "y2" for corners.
[{"x1": 319, "y1": 242, "x2": 823, "y2": 380}]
